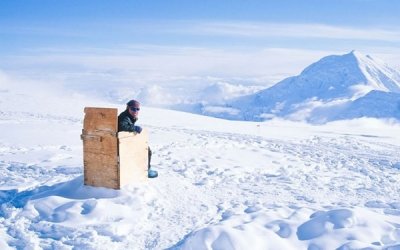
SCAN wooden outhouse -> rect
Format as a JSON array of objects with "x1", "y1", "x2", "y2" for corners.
[{"x1": 81, "y1": 107, "x2": 148, "y2": 189}]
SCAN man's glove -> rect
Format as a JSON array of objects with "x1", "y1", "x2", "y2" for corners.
[{"x1": 134, "y1": 126, "x2": 142, "y2": 133}]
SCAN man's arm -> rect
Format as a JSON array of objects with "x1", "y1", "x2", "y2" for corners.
[{"x1": 118, "y1": 115, "x2": 142, "y2": 133}]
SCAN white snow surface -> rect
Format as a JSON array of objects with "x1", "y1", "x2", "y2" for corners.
[{"x1": 1, "y1": 80, "x2": 400, "y2": 249}]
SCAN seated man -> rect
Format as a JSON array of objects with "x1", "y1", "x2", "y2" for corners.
[{"x1": 118, "y1": 99, "x2": 158, "y2": 178}]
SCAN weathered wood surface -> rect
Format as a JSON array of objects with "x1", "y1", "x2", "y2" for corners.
[
  {"x1": 82, "y1": 132, "x2": 119, "y2": 189},
  {"x1": 83, "y1": 107, "x2": 118, "y2": 133},
  {"x1": 82, "y1": 107, "x2": 119, "y2": 189}
]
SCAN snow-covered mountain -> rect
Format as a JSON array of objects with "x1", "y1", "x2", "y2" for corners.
[
  {"x1": 328, "y1": 90, "x2": 400, "y2": 121},
  {"x1": 205, "y1": 51, "x2": 400, "y2": 123}
]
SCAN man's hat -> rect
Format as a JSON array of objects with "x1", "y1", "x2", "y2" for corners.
[{"x1": 127, "y1": 99, "x2": 140, "y2": 107}]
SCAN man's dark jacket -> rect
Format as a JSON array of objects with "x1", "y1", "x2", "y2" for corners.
[{"x1": 118, "y1": 109, "x2": 138, "y2": 132}]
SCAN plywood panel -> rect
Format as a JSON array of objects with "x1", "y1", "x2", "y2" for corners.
[{"x1": 118, "y1": 130, "x2": 149, "y2": 185}]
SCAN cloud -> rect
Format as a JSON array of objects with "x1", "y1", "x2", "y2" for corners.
[
  {"x1": 4, "y1": 19, "x2": 399, "y2": 43},
  {"x1": 5, "y1": 44, "x2": 400, "y2": 93},
  {"x1": 3, "y1": 46, "x2": 336, "y2": 88},
  {"x1": 165, "y1": 21, "x2": 400, "y2": 42}
]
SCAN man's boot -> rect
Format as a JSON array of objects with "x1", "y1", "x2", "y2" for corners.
[{"x1": 148, "y1": 168, "x2": 158, "y2": 178}]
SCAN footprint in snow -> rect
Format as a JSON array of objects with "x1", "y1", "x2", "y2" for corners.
[
  {"x1": 365, "y1": 200, "x2": 391, "y2": 209},
  {"x1": 59, "y1": 145, "x2": 70, "y2": 150},
  {"x1": 172, "y1": 165, "x2": 187, "y2": 173},
  {"x1": 221, "y1": 210, "x2": 235, "y2": 221},
  {"x1": 264, "y1": 220, "x2": 292, "y2": 238},
  {"x1": 81, "y1": 199, "x2": 97, "y2": 215},
  {"x1": 244, "y1": 206, "x2": 261, "y2": 213}
]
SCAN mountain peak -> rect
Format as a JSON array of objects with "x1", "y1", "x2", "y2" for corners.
[
  {"x1": 224, "y1": 51, "x2": 400, "y2": 122},
  {"x1": 347, "y1": 50, "x2": 376, "y2": 65},
  {"x1": 348, "y1": 49, "x2": 362, "y2": 57},
  {"x1": 301, "y1": 51, "x2": 359, "y2": 75},
  {"x1": 298, "y1": 51, "x2": 368, "y2": 88},
  {"x1": 298, "y1": 51, "x2": 400, "y2": 94},
  {"x1": 347, "y1": 50, "x2": 372, "y2": 60},
  {"x1": 347, "y1": 50, "x2": 372, "y2": 63}
]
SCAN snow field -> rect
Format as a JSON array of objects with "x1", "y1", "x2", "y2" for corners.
[{"x1": 0, "y1": 103, "x2": 399, "y2": 249}]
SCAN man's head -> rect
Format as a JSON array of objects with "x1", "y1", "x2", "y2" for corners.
[{"x1": 127, "y1": 99, "x2": 140, "y2": 118}]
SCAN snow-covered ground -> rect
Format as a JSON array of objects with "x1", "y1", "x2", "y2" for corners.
[{"x1": 1, "y1": 84, "x2": 400, "y2": 249}]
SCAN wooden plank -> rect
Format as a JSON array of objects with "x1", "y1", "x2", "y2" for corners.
[
  {"x1": 83, "y1": 153, "x2": 119, "y2": 189},
  {"x1": 83, "y1": 107, "x2": 118, "y2": 133},
  {"x1": 118, "y1": 130, "x2": 149, "y2": 186},
  {"x1": 82, "y1": 134, "x2": 119, "y2": 189},
  {"x1": 82, "y1": 132, "x2": 118, "y2": 156}
]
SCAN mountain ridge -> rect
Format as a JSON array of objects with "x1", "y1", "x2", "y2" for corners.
[{"x1": 206, "y1": 50, "x2": 400, "y2": 123}]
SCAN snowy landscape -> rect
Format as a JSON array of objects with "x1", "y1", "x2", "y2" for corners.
[
  {"x1": 2, "y1": 1, "x2": 400, "y2": 249},
  {"x1": 1, "y1": 49, "x2": 400, "y2": 249}
]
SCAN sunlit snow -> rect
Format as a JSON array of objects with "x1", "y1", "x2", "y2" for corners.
[{"x1": 1, "y1": 72, "x2": 400, "y2": 249}]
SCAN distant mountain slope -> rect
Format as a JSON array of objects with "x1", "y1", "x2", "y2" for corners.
[
  {"x1": 211, "y1": 51, "x2": 400, "y2": 122},
  {"x1": 330, "y1": 90, "x2": 400, "y2": 121}
]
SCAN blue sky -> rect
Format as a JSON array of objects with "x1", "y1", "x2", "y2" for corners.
[{"x1": 1, "y1": 0, "x2": 399, "y2": 89}]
